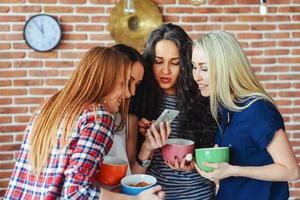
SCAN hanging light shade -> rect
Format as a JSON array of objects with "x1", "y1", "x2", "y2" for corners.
[
  {"x1": 109, "y1": 0, "x2": 163, "y2": 52},
  {"x1": 259, "y1": 0, "x2": 267, "y2": 16}
]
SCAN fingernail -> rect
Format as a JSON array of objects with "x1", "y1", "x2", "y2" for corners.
[{"x1": 185, "y1": 153, "x2": 193, "y2": 162}]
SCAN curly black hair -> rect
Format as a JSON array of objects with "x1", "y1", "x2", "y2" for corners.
[{"x1": 130, "y1": 23, "x2": 217, "y2": 148}]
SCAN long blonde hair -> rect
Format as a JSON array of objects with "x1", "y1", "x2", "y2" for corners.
[
  {"x1": 29, "y1": 47, "x2": 131, "y2": 175},
  {"x1": 194, "y1": 30, "x2": 276, "y2": 122}
]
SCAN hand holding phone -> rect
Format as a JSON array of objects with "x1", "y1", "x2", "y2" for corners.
[
  {"x1": 138, "y1": 118, "x2": 153, "y2": 135},
  {"x1": 153, "y1": 109, "x2": 180, "y2": 129}
]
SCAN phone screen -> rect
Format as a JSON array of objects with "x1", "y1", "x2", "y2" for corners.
[{"x1": 153, "y1": 109, "x2": 180, "y2": 128}]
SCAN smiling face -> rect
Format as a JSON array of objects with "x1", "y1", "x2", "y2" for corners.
[
  {"x1": 192, "y1": 46, "x2": 210, "y2": 97},
  {"x1": 101, "y1": 67, "x2": 131, "y2": 113},
  {"x1": 152, "y1": 40, "x2": 180, "y2": 95},
  {"x1": 129, "y1": 61, "x2": 144, "y2": 96}
]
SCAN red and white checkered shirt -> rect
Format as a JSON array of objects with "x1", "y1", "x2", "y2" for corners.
[{"x1": 5, "y1": 104, "x2": 114, "y2": 200}]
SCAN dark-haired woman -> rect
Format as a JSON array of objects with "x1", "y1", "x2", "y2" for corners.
[
  {"x1": 108, "y1": 44, "x2": 145, "y2": 175},
  {"x1": 129, "y1": 23, "x2": 217, "y2": 199}
]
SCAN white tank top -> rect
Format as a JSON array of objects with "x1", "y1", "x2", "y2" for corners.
[{"x1": 107, "y1": 113, "x2": 131, "y2": 175}]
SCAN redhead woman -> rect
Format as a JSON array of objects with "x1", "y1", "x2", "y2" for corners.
[{"x1": 5, "y1": 47, "x2": 165, "y2": 200}]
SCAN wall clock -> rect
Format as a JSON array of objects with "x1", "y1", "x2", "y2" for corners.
[{"x1": 23, "y1": 14, "x2": 62, "y2": 52}]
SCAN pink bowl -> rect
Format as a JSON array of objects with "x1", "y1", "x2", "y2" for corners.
[{"x1": 161, "y1": 138, "x2": 194, "y2": 164}]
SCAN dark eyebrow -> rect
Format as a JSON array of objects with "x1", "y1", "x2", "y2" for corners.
[
  {"x1": 130, "y1": 76, "x2": 142, "y2": 85},
  {"x1": 155, "y1": 56, "x2": 180, "y2": 60},
  {"x1": 136, "y1": 80, "x2": 142, "y2": 85}
]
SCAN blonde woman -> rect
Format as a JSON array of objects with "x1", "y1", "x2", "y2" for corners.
[
  {"x1": 192, "y1": 30, "x2": 300, "y2": 200},
  {"x1": 5, "y1": 47, "x2": 165, "y2": 200}
]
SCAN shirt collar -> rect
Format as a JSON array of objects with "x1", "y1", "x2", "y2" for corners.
[{"x1": 218, "y1": 104, "x2": 233, "y2": 127}]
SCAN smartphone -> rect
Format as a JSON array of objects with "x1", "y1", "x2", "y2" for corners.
[{"x1": 153, "y1": 109, "x2": 180, "y2": 128}]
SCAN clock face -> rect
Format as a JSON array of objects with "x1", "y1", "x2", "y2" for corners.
[{"x1": 24, "y1": 14, "x2": 62, "y2": 52}]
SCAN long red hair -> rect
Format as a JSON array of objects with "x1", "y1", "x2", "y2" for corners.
[{"x1": 29, "y1": 46, "x2": 131, "y2": 175}]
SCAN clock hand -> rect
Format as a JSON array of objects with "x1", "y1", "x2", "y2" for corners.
[
  {"x1": 33, "y1": 21, "x2": 42, "y2": 34},
  {"x1": 41, "y1": 24, "x2": 44, "y2": 36}
]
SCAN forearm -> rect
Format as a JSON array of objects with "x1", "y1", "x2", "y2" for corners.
[
  {"x1": 100, "y1": 188, "x2": 137, "y2": 200},
  {"x1": 233, "y1": 163, "x2": 299, "y2": 181},
  {"x1": 132, "y1": 161, "x2": 147, "y2": 174},
  {"x1": 131, "y1": 146, "x2": 152, "y2": 174},
  {"x1": 127, "y1": 114, "x2": 138, "y2": 168},
  {"x1": 127, "y1": 142, "x2": 137, "y2": 169},
  {"x1": 234, "y1": 130, "x2": 300, "y2": 182}
]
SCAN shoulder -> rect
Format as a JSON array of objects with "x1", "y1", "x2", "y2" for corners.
[
  {"x1": 238, "y1": 99, "x2": 279, "y2": 119},
  {"x1": 237, "y1": 99, "x2": 285, "y2": 149},
  {"x1": 128, "y1": 113, "x2": 138, "y2": 123},
  {"x1": 78, "y1": 104, "x2": 115, "y2": 128},
  {"x1": 233, "y1": 98, "x2": 284, "y2": 131}
]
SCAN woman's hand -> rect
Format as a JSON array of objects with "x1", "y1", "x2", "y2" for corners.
[
  {"x1": 165, "y1": 157, "x2": 195, "y2": 172},
  {"x1": 143, "y1": 122, "x2": 171, "y2": 150},
  {"x1": 137, "y1": 118, "x2": 153, "y2": 135},
  {"x1": 194, "y1": 162, "x2": 237, "y2": 181},
  {"x1": 137, "y1": 185, "x2": 165, "y2": 200},
  {"x1": 138, "y1": 122, "x2": 171, "y2": 160},
  {"x1": 100, "y1": 185, "x2": 165, "y2": 200}
]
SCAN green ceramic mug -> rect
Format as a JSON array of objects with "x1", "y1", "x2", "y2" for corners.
[{"x1": 195, "y1": 147, "x2": 230, "y2": 172}]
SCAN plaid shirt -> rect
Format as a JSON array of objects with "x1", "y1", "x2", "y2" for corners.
[{"x1": 5, "y1": 104, "x2": 114, "y2": 200}]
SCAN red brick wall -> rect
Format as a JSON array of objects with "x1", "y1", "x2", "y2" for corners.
[{"x1": 0, "y1": 0, "x2": 299, "y2": 199}]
